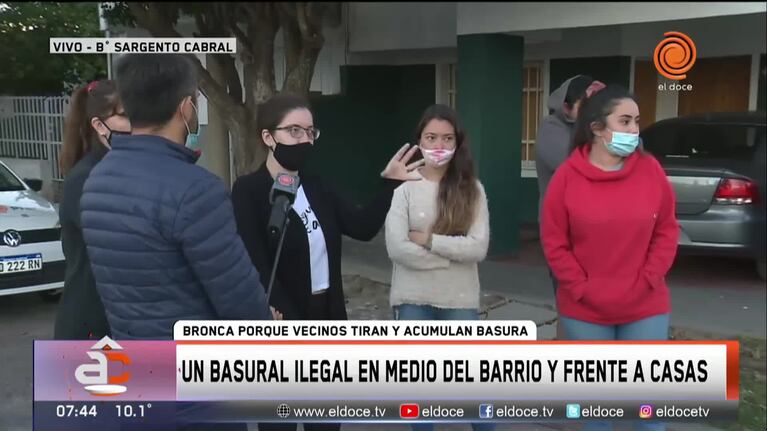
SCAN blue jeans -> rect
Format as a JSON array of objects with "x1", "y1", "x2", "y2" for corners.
[
  {"x1": 560, "y1": 314, "x2": 670, "y2": 431},
  {"x1": 394, "y1": 304, "x2": 494, "y2": 431}
]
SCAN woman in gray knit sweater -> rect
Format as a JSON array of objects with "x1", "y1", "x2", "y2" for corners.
[
  {"x1": 384, "y1": 104, "x2": 492, "y2": 430},
  {"x1": 385, "y1": 104, "x2": 491, "y2": 323}
]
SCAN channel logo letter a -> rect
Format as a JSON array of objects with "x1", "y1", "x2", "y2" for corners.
[{"x1": 74, "y1": 336, "x2": 131, "y2": 396}]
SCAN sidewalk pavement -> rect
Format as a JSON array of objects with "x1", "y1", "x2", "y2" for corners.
[
  {"x1": 340, "y1": 232, "x2": 766, "y2": 339},
  {"x1": 335, "y1": 231, "x2": 761, "y2": 431}
]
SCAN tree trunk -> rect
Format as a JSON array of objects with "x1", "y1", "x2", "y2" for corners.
[
  {"x1": 124, "y1": 2, "x2": 339, "y2": 179},
  {"x1": 282, "y1": 45, "x2": 322, "y2": 95},
  {"x1": 197, "y1": 53, "x2": 232, "y2": 187},
  {"x1": 228, "y1": 111, "x2": 251, "y2": 177},
  {"x1": 228, "y1": 109, "x2": 269, "y2": 178}
]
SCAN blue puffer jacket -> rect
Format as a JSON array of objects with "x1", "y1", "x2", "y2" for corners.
[{"x1": 80, "y1": 134, "x2": 271, "y2": 340}]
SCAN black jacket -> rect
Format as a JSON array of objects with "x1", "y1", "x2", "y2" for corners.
[
  {"x1": 231, "y1": 163, "x2": 401, "y2": 320},
  {"x1": 54, "y1": 145, "x2": 111, "y2": 340}
]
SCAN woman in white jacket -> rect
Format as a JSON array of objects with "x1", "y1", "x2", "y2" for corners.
[{"x1": 385, "y1": 104, "x2": 491, "y2": 430}]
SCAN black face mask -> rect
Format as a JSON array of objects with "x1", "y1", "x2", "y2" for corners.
[
  {"x1": 99, "y1": 119, "x2": 131, "y2": 147},
  {"x1": 271, "y1": 141, "x2": 313, "y2": 171}
]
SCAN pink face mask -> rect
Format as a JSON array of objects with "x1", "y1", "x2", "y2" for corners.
[{"x1": 420, "y1": 147, "x2": 455, "y2": 166}]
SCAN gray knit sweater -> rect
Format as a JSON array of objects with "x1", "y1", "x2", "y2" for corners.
[{"x1": 384, "y1": 178, "x2": 490, "y2": 309}]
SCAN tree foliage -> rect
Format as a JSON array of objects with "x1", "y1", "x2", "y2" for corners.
[
  {"x1": 103, "y1": 2, "x2": 342, "y2": 175},
  {"x1": 0, "y1": 2, "x2": 107, "y2": 95}
]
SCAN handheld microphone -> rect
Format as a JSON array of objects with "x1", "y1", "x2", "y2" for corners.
[
  {"x1": 266, "y1": 173, "x2": 300, "y2": 304},
  {"x1": 267, "y1": 173, "x2": 300, "y2": 237}
]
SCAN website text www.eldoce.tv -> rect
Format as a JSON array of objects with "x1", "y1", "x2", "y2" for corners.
[{"x1": 288, "y1": 404, "x2": 387, "y2": 420}]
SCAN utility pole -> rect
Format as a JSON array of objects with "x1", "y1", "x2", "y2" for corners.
[{"x1": 98, "y1": 3, "x2": 112, "y2": 79}]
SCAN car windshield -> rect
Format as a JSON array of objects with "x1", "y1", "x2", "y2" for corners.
[
  {"x1": 0, "y1": 164, "x2": 26, "y2": 192},
  {"x1": 642, "y1": 123, "x2": 766, "y2": 161}
]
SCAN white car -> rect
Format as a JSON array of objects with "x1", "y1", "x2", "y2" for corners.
[{"x1": 0, "y1": 160, "x2": 64, "y2": 300}]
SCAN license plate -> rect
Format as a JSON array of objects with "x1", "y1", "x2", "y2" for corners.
[{"x1": 0, "y1": 254, "x2": 43, "y2": 274}]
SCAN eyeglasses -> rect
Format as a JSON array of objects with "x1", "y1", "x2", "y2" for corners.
[{"x1": 274, "y1": 125, "x2": 321, "y2": 141}]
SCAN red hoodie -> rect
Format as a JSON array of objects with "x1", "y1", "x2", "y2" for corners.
[{"x1": 541, "y1": 145, "x2": 679, "y2": 325}]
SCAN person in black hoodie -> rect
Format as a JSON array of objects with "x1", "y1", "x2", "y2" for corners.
[
  {"x1": 232, "y1": 94, "x2": 422, "y2": 431},
  {"x1": 54, "y1": 80, "x2": 131, "y2": 340}
]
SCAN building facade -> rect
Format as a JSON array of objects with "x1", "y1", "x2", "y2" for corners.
[{"x1": 118, "y1": 2, "x2": 767, "y2": 255}]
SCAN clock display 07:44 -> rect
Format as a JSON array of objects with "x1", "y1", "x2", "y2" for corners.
[{"x1": 56, "y1": 404, "x2": 98, "y2": 418}]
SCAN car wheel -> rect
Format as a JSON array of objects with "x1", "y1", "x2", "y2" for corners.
[
  {"x1": 757, "y1": 258, "x2": 767, "y2": 282},
  {"x1": 38, "y1": 289, "x2": 62, "y2": 303}
]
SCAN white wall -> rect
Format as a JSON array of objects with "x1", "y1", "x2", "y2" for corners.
[
  {"x1": 348, "y1": 2, "x2": 456, "y2": 52},
  {"x1": 345, "y1": 9, "x2": 765, "y2": 66},
  {"x1": 348, "y1": 48, "x2": 457, "y2": 66},
  {"x1": 348, "y1": 12, "x2": 765, "y2": 65},
  {"x1": 522, "y1": 26, "x2": 624, "y2": 61},
  {"x1": 458, "y1": 2, "x2": 767, "y2": 35},
  {"x1": 308, "y1": 22, "x2": 347, "y2": 95}
]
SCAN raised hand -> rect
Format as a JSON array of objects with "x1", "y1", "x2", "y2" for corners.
[{"x1": 380, "y1": 143, "x2": 425, "y2": 181}]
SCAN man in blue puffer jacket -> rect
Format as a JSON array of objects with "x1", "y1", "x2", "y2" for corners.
[{"x1": 80, "y1": 54, "x2": 274, "y2": 341}]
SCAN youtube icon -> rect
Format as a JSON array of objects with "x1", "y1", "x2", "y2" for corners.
[{"x1": 400, "y1": 403, "x2": 420, "y2": 419}]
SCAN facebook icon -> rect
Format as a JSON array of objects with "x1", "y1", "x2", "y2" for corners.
[{"x1": 479, "y1": 404, "x2": 494, "y2": 419}]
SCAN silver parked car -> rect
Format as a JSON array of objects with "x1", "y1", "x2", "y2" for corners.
[
  {"x1": 0, "y1": 160, "x2": 64, "y2": 300},
  {"x1": 641, "y1": 112, "x2": 766, "y2": 280}
]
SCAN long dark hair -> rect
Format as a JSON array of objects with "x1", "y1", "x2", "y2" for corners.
[
  {"x1": 60, "y1": 80, "x2": 121, "y2": 176},
  {"x1": 414, "y1": 104, "x2": 479, "y2": 236},
  {"x1": 571, "y1": 84, "x2": 637, "y2": 153}
]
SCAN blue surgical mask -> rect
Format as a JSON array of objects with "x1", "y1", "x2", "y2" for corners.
[
  {"x1": 183, "y1": 99, "x2": 200, "y2": 151},
  {"x1": 603, "y1": 129, "x2": 640, "y2": 157}
]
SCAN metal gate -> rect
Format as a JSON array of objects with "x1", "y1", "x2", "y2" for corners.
[{"x1": 0, "y1": 96, "x2": 68, "y2": 182}]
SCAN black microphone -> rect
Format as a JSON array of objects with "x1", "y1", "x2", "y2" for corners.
[
  {"x1": 267, "y1": 173, "x2": 300, "y2": 237},
  {"x1": 265, "y1": 173, "x2": 300, "y2": 304}
]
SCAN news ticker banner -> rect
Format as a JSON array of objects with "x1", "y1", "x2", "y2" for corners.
[
  {"x1": 34, "y1": 321, "x2": 739, "y2": 429},
  {"x1": 50, "y1": 38, "x2": 236, "y2": 54}
]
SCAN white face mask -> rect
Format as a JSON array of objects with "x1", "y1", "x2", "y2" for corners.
[{"x1": 420, "y1": 147, "x2": 455, "y2": 167}]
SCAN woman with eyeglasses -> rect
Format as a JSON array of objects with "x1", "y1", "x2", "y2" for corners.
[
  {"x1": 54, "y1": 79, "x2": 131, "y2": 340},
  {"x1": 232, "y1": 94, "x2": 422, "y2": 430}
]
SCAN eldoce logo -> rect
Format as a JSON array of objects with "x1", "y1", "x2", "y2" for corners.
[{"x1": 654, "y1": 31, "x2": 697, "y2": 81}]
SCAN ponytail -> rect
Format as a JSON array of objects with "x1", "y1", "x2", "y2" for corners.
[
  {"x1": 60, "y1": 86, "x2": 92, "y2": 176},
  {"x1": 571, "y1": 85, "x2": 636, "y2": 153},
  {"x1": 59, "y1": 80, "x2": 121, "y2": 176}
]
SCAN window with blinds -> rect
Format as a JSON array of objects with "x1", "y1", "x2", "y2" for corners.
[
  {"x1": 441, "y1": 62, "x2": 544, "y2": 172},
  {"x1": 522, "y1": 62, "x2": 544, "y2": 170}
]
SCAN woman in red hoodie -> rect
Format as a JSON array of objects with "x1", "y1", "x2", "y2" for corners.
[
  {"x1": 541, "y1": 84, "x2": 679, "y2": 342},
  {"x1": 542, "y1": 86, "x2": 677, "y2": 431}
]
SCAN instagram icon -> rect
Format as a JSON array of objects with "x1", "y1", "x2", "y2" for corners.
[{"x1": 639, "y1": 405, "x2": 654, "y2": 419}]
